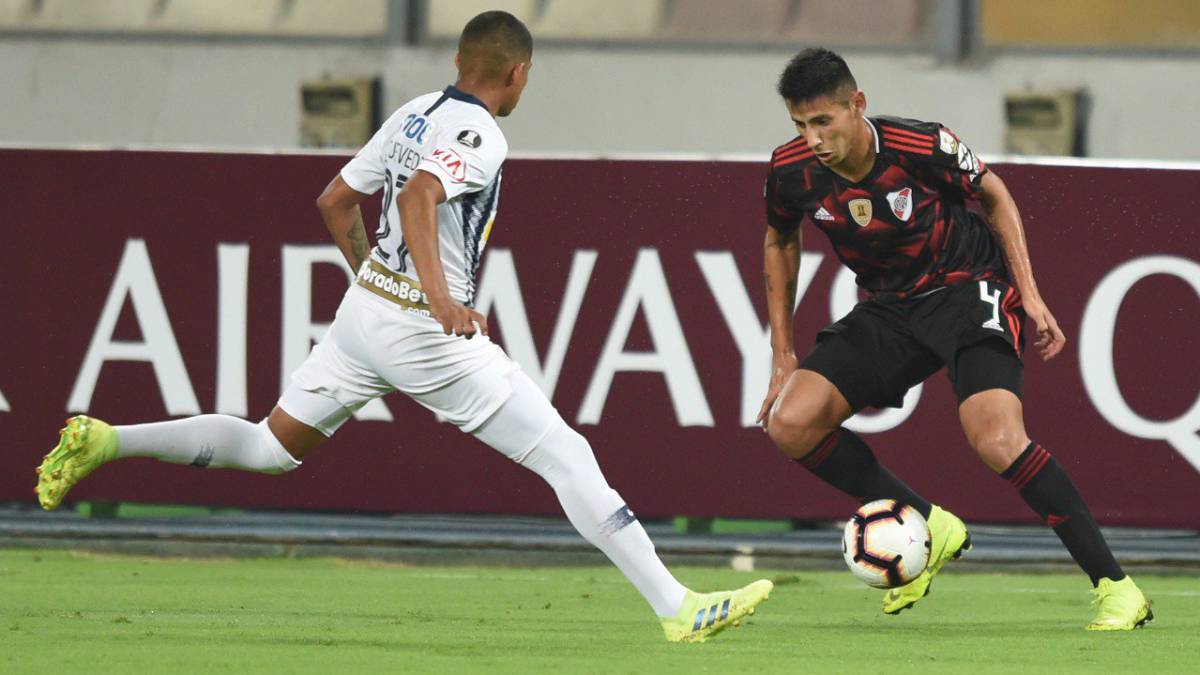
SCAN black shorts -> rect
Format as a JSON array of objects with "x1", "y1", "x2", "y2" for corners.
[{"x1": 799, "y1": 279, "x2": 1026, "y2": 412}]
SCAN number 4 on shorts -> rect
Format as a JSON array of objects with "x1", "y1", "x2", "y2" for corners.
[{"x1": 979, "y1": 281, "x2": 1004, "y2": 332}]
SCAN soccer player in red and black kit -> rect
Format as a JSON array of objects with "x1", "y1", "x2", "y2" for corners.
[{"x1": 757, "y1": 48, "x2": 1151, "y2": 631}]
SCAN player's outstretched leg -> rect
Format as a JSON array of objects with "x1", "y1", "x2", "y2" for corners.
[
  {"x1": 35, "y1": 412, "x2": 307, "y2": 510},
  {"x1": 474, "y1": 371, "x2": 772, "y2": 642},
  {"x1": 961, "y1": 388, "x2": 1151, "y2": 631},
  {"x1": 1000, "y1": 442, "x2": 1151, "y2": 631}
]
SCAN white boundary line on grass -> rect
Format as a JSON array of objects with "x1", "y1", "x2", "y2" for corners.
[{"x1": 834, "y1": 584, "x2": 1200, "y2": 597}]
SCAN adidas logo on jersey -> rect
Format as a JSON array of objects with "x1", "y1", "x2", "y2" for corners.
[{"x1": 814, "y1": 206, "x2": 835, "y2": 221}]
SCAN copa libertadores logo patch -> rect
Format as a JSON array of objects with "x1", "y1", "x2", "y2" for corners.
[{"x1": 456, "y1": 129, "x2": 482, "y2": 149}]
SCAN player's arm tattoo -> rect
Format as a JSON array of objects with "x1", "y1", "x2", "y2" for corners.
[
  {"x1": 765, "y1": 274, "x2": 798, "y2": 308},
  {"x1": 346, "y1": 213, "x2": 371, "y2": 271},
  {"x1": 764, "y1": 235, "x2": 800, "y2": 306},
  {"x1": 763, "y1": 225, "x2": 802, "y2": 355}
]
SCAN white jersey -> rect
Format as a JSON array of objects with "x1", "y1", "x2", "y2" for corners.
[{"x1": 340, "y1": 86, "x2": 507, "y2": 306}]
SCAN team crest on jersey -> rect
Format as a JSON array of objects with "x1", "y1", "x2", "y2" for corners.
[
  {"x1": 849, "y1": 198, "x2": 873, "y2": 227},
  {"x1": 939, "y1": 129, "x2": 958, "y2": 154},
  {"x1": 887, "y1": 187, "x2": 913, "y2": 222},
  {"x1": 431, "y1": 148, "x2": 468, "y2": 182},
  {"x1": 457, "y1": 129, "x2": 482, "y2": 149}
]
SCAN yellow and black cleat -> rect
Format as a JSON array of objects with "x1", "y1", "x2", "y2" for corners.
[
  {"x1": 661, "y1": 579, "x2": 773, "y2": 643},
  {"x1": 1087, "y1": 576, "x2": 1153, "y2": 631},
  {"x1": 35, "y1": 415, "x2": 118, "y2": 511},
  {"x1": 883, "y1": 505, "x2": 971, "y2": 615}
]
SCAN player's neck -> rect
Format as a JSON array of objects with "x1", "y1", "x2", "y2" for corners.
[
  {"x1": 829, "y1": 118, "x2": 877, "y2": 183},
  {"x1": 452, "y1": 78, "x2": 502, "y2": 118}
]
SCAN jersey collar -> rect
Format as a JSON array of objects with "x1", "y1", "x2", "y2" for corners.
[
  {"x1": 864, "y1": 117, "x2": 881, "y2": 153},
  {"x1": 443, "y1": 85, "x2": 490, "y2": 112}
]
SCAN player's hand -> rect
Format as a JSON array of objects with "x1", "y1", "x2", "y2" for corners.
[
  {"x1": 757, "y1": 352, "x2": 799, "y2": 430},
  {"x1": 1025, "y1": 300, "x2": 1065, "y2": 362},
  {"x1": 431, "y1": 298, "x2": 489, "y2": 339}
]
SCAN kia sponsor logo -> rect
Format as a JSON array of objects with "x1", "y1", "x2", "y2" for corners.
[{"x1": 431, "y1": 148, "x2": 468, "y2": 182}]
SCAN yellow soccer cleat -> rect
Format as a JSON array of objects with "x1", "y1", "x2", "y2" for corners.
[
  {"x1": 1087, "y1": 576, "x2": 1153, "y2": 631},
  {"x1": 661, "y1": 579, "x2": 774, "y2": 643},
  {"x1": 882, "y1": 505, "x2": 970, "y2": 615},
  {"x1": 35, "y1": 415, "x2": 118, "y2": 511}
]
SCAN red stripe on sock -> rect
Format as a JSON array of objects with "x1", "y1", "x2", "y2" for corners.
[
  {"x1": 1045, "y1": 513, "x2": 1070, "y2": 528},
  {"x1": 1008, "y1": 446, "x2": 1046, "y2": 488},
  {"x1": 1007, "y1": 445, "x2": 1045, "y2": 487},
  {"x1": 800, "y1": 429, "x2": 841, "y2": 469},
  {"x1": 1011, "y1": 447, "x2": 1050, "y2": 490}
]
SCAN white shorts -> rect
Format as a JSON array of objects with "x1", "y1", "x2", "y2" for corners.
[{"x1": 279, "y1": 285, "x2": 521, "y2": 437}]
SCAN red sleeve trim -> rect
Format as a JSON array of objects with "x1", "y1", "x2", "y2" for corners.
[
  {"x1": 774, "y1": 145, "x2": 813, "y2": 163},
  {"x1": 773, "y1": 150, "x2": 815, "y2": 167},
  {"x1": 879, "y1": 125, "x2": 934, "y2": 144},
  {"x1": 773, "y1": 138, "x2": 808, "y2": 157},
  {"x1": 883, "y1": 141, "x2": 933, "y2": 156}
]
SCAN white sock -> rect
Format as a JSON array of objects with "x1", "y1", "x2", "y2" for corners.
[
  {"x1": 114, "y1": 415, "x2": 301, "y2": 474},
  {"x1": 510, "y1": 422, "x2": 689, "y2": 618}
]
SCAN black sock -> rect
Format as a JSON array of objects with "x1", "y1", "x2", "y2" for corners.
[
  {"x1": 797, "y1": 427, "x2": 932, "y2": 519},
  {"x1": 1001, "y1": 442, "x2": 1125, "y2": 586}
]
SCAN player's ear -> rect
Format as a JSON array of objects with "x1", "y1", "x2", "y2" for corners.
[
  {"x1": 851, "y1": 90, "x2": 867, "y2": 117},
  {"x1": 454, "y1": 51, "x2": 462, "y2": 70},
  {"x1": 507, "y1": 61, "x2": 529, "y2": 87}
]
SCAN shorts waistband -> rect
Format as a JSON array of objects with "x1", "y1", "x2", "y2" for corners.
[{"x1": 355, "y1": 259, "x2": 432, "y2": 316}]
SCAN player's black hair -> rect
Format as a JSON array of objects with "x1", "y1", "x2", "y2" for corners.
[
  {"x1": 776, "y1": 48, "x2": 857, "y2": 104},
  {"x1": 458, "y1": 11, "x2": 533, "y2": 78}
]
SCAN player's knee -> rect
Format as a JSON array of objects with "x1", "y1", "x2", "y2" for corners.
[
  {"x1": 969, "y1": 426, "x2": 1027, "y2": 473},
  {"x1": 551, "y1": 427, "x2": 598, "y2": 476},
  {"x1": 257, "y1": 420, "x2": 303, "y2": 475},
  {"x1": 525, "y1": 422, "x2": 605, "y2": 488},
  {"x1": 766, "y1": 405, "x2": 828, "y2": 459}
]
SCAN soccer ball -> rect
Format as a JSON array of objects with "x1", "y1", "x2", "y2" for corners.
[{"x1": 842, "y1": 499, "x2": 931, "y2": 589}]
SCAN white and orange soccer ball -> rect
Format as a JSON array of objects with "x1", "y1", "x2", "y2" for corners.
[{"x1": 842, "y1": 499, "x2": 932, "y2": 589}]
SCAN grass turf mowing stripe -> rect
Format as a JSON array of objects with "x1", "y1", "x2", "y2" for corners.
[{"x1": 0, "y1": 549, "x2": 1195, "y2": 674}]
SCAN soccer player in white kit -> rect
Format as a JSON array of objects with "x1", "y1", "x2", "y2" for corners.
[{"x1": 34, "y1": 11, "x2": 771, "y2": 643}]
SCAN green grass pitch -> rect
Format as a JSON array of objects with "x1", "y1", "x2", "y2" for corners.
[{"x1": 2, "y1": 549, "x2": 1196, "y2": 674}]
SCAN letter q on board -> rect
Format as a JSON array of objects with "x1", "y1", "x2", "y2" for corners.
[{"x1": 1079, "y1": 255, "x2": 1200, "y2": 471}]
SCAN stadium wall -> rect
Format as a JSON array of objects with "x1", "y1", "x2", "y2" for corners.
[
  {"x1": 2, "y1": 148, "x2": 1198, "y2": 528},
  {"x1": 2, "y1": 38, "x2": 1200, "y2": 160}
]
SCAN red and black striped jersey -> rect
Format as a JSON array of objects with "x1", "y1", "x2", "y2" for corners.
[{"x1": 765, "y1": 115, "x2": 1007, "y2": 302}]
